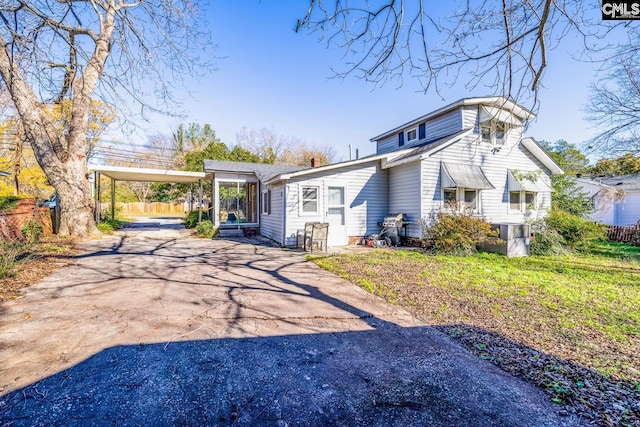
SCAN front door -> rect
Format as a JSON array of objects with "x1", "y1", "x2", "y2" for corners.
[{"x1": 326, "y1": 186, "x2": 347, "y2": 246}]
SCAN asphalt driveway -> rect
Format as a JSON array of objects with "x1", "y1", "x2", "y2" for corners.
[{"x1": 0, "y1": 220, "x2": 585, "y2": 426}]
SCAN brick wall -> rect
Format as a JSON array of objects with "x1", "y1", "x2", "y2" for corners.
[{"x1": 0, "y1": 199, "x2": 53, "y2": 242}]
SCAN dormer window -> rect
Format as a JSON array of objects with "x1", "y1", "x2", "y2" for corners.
[
  {"x1": 481, "y1": 120, "x2": 509, "y2": 146},
  {"x1": 406, "y1": 128, "x2": 417, "y2": 142}
]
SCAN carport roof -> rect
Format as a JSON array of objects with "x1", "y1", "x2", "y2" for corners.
[{"x1": 89, "y1": 164, "x2": 207, "y2": 183}]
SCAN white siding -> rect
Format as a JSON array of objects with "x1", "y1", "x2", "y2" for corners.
[
  {"x1": 259, "y1": 183, "x2": 284, "y2": 244},
  {"x1": 284, "y1": 162, "x2": 389, "y2": 246},
  {"x1": 419, "y1": 132, "x2": 553, "y2": 227},
  {"x1": 615, "y1": 192, "x2": 640, "y2": 225},
  {"x1": 423, "y1": 109, "x2": 462, "y2": 143},
  {"x1": 389, "y1": 161, "x2": 423, "y2": 237},
  {"x1": 462, "y1": 105, "x2": 479, "y2": 131},
  {"x1": 376, "y1": 109, "x2": 463, "y2": 155}
]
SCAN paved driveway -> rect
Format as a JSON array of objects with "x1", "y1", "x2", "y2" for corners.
[{"x1": 0, "y1": 221, "x2": 584, "y2": 426}]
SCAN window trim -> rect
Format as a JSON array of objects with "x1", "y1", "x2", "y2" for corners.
[
  {"x1": 406, "y1": 127, "x2": 418, "y2": 142},
  {"x1": 480, "y1": 119, "x2": 510, "y2": 146},
  {"x1": 509, "y1": 190, "x2": 538, "y2": 213},
  {"x1": 300, "y1": 185, "x2": 320, "y2": 215},
  {"x1": 442, "y1": 187, "x2": 481, "y2": 214},
  {"x1": 262, "y1": 189, "x2": 271, "y2": 215}
]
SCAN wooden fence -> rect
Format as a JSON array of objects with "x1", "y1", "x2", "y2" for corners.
[
  {"x1": 101, "y1": 202, "x2": 185, "y2": 216},
  {"x1": 607, "y1": 224, "x2": 640, "y2": 245}
]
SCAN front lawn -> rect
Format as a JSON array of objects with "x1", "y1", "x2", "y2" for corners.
[{"x1": 313, "y1": 241, "x2": 640, "y2": 424}]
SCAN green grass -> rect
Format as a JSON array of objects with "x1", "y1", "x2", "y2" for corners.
[{"x1": 314, "y1": 241, "x2": 640, "y2": 380}]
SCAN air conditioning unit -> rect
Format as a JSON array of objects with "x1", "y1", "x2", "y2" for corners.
[{"x1": 482, "y1": 223, "x2": 530, "y2": 257}]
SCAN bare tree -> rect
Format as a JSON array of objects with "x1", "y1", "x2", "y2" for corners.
[
  {"x1": 236, "y1": 127, "x2": 337, "y2": 166},
  {"x1": 297, "y1": 1, "x2": 634, "y2": 110},
  {"x1": 587, "y1": 58, "x2": 640, "y2": 155},
  {"x1": 0, "y1": 1, "x2": 210, "y2": 236}
]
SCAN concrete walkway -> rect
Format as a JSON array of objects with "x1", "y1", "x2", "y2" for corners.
[{"x1": 0, "y1": 221, "x2": 584, "y2": 426}]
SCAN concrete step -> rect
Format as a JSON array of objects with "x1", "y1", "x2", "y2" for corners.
[{"x1": 218, "y1": 228, "x2": 244, "y2": 238}]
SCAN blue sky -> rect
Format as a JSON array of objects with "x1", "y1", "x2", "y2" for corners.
[{"x1": 149, "y1": 1, "x2": 608, "y2": 163}]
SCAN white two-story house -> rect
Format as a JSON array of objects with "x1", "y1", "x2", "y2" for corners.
[{"x1": 204, "y1": 96, "x2": 563, "y2": 248}]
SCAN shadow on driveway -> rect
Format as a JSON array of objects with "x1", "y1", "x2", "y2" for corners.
[{"x1": 0, "y1": 236, "x2": 585, "y2": 426}]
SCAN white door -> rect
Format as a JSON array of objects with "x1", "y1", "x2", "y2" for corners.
[{"x1": 326, "y1": 186, "x2": 347, "y2": 246}]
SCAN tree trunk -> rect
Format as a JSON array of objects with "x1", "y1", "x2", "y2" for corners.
[{"x1": 51, "y1": 157, "x2": 98, "y2": 237}]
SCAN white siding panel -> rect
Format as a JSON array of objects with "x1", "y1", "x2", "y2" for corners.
[
  {"x1": 422, "y1": 109, "x2": 462, "y2": 145},
  {"x1": 259, "y1": 183, "x2": 284, "y2": 244},
  {"x1": 389, "y1": 161, "x2": 422, "y2": 237},
  {"x1": 421, "y1": 133, "x2": 554, "y2": 225},
  {"x1": 284, "y1": 162, "x2": 389, "y2": 246},
  {"x1": 462, "y1": 105, "x2": 479, "y2": 131},
  {"x1": 615, "y1": 193, "x2": 640, "y2": 225}
]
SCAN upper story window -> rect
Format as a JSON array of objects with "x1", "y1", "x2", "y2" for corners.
[
  {"x1": 481, "y1": 120, "x2": 510, "y2": 146},
  {"x1": 406, "y1": 128, "x2": 417, "y2": 142}
]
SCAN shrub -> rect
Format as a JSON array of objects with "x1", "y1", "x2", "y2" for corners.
[
  {"x1": 545, "y1": 209, "x2": 606, "y2": 248},
  {"x1": 195, "y1": 220, "x2": 216, "y2": 238},
  {"x1": 530, "y1": 221, "x2": 568, "y2": 256},
  {"x1": 184, "y1": 210, "x2": 208, "y2": 229},
  {"x1": 0, "y1": 196, "x2": 20, "y2": 211},
  {"x1": 21, "y1": 219, "x2": 43, "y2": 244},
  {"x1": 0, "y1": 241, "x2": 31, "y2": 278},
  {"x1": 422, "y1": 208, "x2": 499, "y2": 256},
  {"x1": 97, "y1": 218, "x2": 125, "y2": 234}
]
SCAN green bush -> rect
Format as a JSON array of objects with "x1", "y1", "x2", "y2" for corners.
[
  {"x1": 184, "y1": 210, "x2": 208, "y2": 229},
  {"x1": 0, "y1": 196, "x2": 20, "y2": 211},
  {"x1": 21, "y1": 219, "x2": 43, "y2": 244},
  {"x1": 530, "y1": 223, "x2": 568, "y2": 256},
  {"x1": 545, "y1": 209, "x2": 606, "y2": 248},
  {"x1": 0, "y1": 241, "x2": 31, "y2": 278},
  {"x1": 422, "y1": 208, "x2": 499, "y2": 256},
  {"x1": 195, "y1": 220, "x2": 216, "y2": 238},
  {"x1": 97, "y1": 218, "x2": 125, "y2": 234}
]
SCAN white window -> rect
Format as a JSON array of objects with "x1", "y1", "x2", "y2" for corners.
[
  {"x1": 510, "y1": 191, "x2": 521, "y2": 211},
  {"x1": 480, "y1": 120, "x2": 509, "y2": 146},
  {"x1": 509, "y1": 191, "x2": 537, "y2": 212},
  {"x1": 262, "y1": 189, "x2": 271, "y2": 215},
  {"x1": 443, "y1": 188, "x2": 457, "y2": 205},
  {"x1": 406, "y1": 128, "x2": 417, "y2": 142},
  {"x1": 464, "y1": 190, "x2": 478, "y2": 212},
  {"x1": 443, "y1": 188, "x2": 479, "y2": 213},
  {"x1": 301, "y1": 186, "x2": 319, "y2": 214}
]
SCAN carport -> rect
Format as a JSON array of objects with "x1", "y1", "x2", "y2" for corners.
[{"x1": 88, "y1": 164, "x2": 209, "y2": 223}]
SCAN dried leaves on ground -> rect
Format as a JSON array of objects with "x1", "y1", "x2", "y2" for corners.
[{"x1": 0, "y1": 237, "x2": 79, "y2": 302}]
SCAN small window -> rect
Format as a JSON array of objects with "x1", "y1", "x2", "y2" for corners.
[
  {"x1": 480, "y1": 120, "x2": 509, "y2": 145},
  {"x1": 262, "y1": 189, "x2": 271, "y2": 215},
  {"x1": 495, "y1": 122, "x2": 507, "y2": 145},
  {"x1": 464, "y1": 190, "x2": 477, "y2": 211},
  {"x1": 301, "y1": 186, "x2": 318, "y2": 214},
  {"x1": 481, "y1": 123, "x2": 491, "y2": 142},
  {"x1": 510, "y1": 191, "x2": 521, "y2": 211},
  {"x1": 443, "y1": 188, "x2": 457, "y2": 205},
  {"x1": 406, "y1": 128, "x2": 417, "y2": 142}
]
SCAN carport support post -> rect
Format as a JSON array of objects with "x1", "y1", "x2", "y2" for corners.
[
  {"x1": 95, "y1": 172, "x2": 101, "y2": 223},
  {"x1": 110, "y1": 177, "x2": 116, "y2": 220},
  {"x1": 198, "y1": 179, "x2": 203, "y2": 223}
]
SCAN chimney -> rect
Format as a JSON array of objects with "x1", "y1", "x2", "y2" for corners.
[{"x1": 311, "y1": 157, "x2": 320, "y2": 168}]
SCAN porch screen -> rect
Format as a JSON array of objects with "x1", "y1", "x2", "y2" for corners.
[{"x1": 219, "y1": 182, "x2": 258, "y2": 224}]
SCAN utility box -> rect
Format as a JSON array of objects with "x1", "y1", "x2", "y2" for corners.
[{"x1": 482, "y1": 223, "x2": 530, "y2": 257}]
